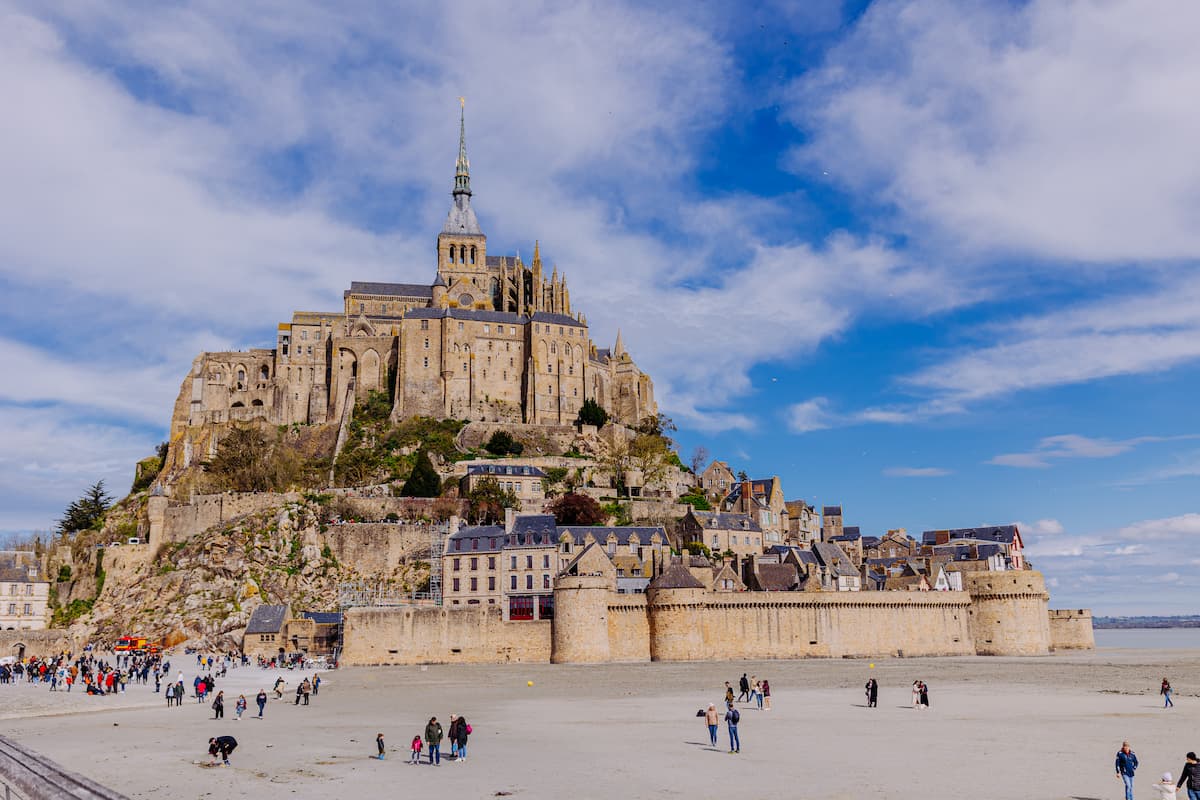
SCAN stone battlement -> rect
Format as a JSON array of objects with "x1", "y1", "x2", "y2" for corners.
[{"x1": 340, "y1": 570, "x2": 1091, "y2": 665}]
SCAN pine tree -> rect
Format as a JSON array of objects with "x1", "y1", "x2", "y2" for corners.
[
  {"x1": 58, "y1": 480, "x2": 113, "y2": 533},
  {"x1": 401, "y1": 449, "x2": 441, "y2": 497},
  {"x1": 576, "y1": 398, "x2": 608, "y2": 428}
]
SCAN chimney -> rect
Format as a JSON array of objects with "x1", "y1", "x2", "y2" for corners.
[
  {"x1": 504, "y1": 507, "x2": 517, "y2": 534},
  {"x1": 741, "y1": 479, "x2": 753, "y2": 513}
]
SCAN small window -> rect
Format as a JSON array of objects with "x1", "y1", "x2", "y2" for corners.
[
  {"x1": 423, "y1": 357, "x2": 429, "y2": 368},
  {"x1": 543, "y1": 574, "x2": 551, "y2": 589},
  {"x1": 510, "y1": 575, "x2": 517, "y2": 590},
  {"x1": 359, "y1": 303, "x2": 365, "y2": 312},
  {"x1": 421, "y1": 319, "x2": 429, "y2": 330},
  {"x1": 525, "y1": 555, "x2": 533, "y2": 569},
  {"x1": 484, "y1": 325, "x2": 490, "y2": 334},
  {"x1": 488, "y1": 556, "x2": 496, "y2": 569},
  {"x1": 470, "y1": 557, "x2": 478, "y2": 570},
  {"x1": 542, "y1": 554, "x2": 550, "y2": 568},
  {"x1": 510, "y1": 555, "x2": 517, "y2": 569},
  {"x1": 470, "y1": 577, "x2": 478, "y2": 591},
  {"x1": 526, "y1": 574, "x2": 533, "y2": 590},
  {"x1": 424, "y1": 338, "x2": 429, "y2": 349},
  {"x1": 452, "y1": 578, "x2": 460, "y2": 592},
  {"x1": 458, "y1": 322, "x2": 464, "y2": 331},
  {"x1": 488, "y1": 576, "x2": 496, "y2": 591},
  {"x1": 453, "y1": 558, "x2": 461, "y2": 571}
]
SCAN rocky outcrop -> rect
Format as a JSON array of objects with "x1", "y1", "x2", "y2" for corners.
[{"x1": 49, "y1": 498, "x2": 433, "y2": 651}]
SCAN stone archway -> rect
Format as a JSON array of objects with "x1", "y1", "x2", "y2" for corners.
[{"x1": 12, "y1": 642, "x2": 26, "y2": 660}]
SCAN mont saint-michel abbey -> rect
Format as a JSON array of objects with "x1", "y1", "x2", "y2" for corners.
[{"x1": 180, "y1": 111, "x2": 656, "y2": 431}]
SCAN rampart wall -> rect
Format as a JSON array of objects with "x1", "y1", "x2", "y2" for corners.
[
  {"x1": 0, "y1": 629, "x2": 79, "y2": 658},
  {"x1": 343, "y1": 571, "x2": 1078, "y2": 665},
  {"x1": 341, "y1": 606, "x2": 551, "y2": 665},
  {"x1": 1048, "y1": 608, "x2": 1095, "y2": 650}
]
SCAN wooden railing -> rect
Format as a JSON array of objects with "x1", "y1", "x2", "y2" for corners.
[{"x1": 0, "y1": 735, "x2": 129, "y2": 800}]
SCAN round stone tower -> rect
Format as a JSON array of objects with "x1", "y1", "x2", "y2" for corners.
[
  {"x1": 965, "y1": 570, "x2": 1052, "y2": 656},
  {"x1": 646, "y1": 564, "x2": 708, "y2": 662},
  {"x1": 551, "y1": 573, "x2": 611, "y2": 663}
]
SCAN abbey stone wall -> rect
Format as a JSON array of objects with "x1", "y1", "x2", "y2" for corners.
[{"x1": 1048, "y1": 608, "x2": 1096, "y2": 650}]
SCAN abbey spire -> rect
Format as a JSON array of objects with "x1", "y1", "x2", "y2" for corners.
[
  {"x1": 454, "y1": 99, "x2": 471, "y2": 198},
  {"x1": 441, "y1": 99, "x2": 483, "y2": 237}
]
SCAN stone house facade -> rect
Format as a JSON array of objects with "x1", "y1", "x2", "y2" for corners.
[
  {"x1": 0, "y1": 561, "x2": 49, "y2": 631},
  {"x1": 678, "y1": 509, "x2": 765, "y2": 560}
]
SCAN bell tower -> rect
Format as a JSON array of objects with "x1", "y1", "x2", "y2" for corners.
[{"x1": 437, "y1": 99, "x2": 487, "y2": 300}]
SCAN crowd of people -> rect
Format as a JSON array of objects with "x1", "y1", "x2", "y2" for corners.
[{"x1": 0, "y1": 649, "x2": 167, "y2": 695}]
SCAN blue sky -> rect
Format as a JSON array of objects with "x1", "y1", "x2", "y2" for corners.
[{"x1": 2, "y1": 1, "x2": 1198, "y2": 614}]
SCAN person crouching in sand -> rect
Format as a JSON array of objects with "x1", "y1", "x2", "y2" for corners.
[{"x1": 208, "y1": 736, "x2": 237, "y2": 766}]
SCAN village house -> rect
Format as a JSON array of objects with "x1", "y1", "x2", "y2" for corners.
[
  {"x1": 921, "y1": 525, "x2": 1026, "y2": 569},
  {"x1": 821, "y1": 505, "x2": 844, "y2": 542},
  {"x1": 721, "y1": 478, "x2": 788, "y2": 544},
  {"x1": 442, "y1": 512, "x2": 671, "y2": 618},
  {"x1": 784, "y1": 499, "x2": 819, "y2": 544},
  {"x1": 698, "y1": 460, "x2": 736, "y2": 500},
  {"x1": 459, "y1": 463, "x2": 547, "y2": 510},
  {"x1": 0, "y1": 559, "x2": 49, "y2": 630},
  {"x1": 678, "y1": 509, "x2": 765, "y2": 560}
]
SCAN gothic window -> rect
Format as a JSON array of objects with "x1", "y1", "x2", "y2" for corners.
[
  {"x1": 449, "y1": 244, "x2": 456, "y2": 263},
  {"x1": 236, "y1": 370, "x2": 245, "y2": 389},
  {"x1": 550, "y1": 343, "x2": 556, "y2": 354},
  {"x1": 464, "y1": 344, "x2": 470, "y2": 353},
  {"x1": 454, "y1": 343, "x2": 460, "y2": 352},
  {"x1": 459, "y1": 293, "x2": 474, "y2": 305},
  {"x1": 260, "y1": 365, "x2": 269, "y2": 380}
]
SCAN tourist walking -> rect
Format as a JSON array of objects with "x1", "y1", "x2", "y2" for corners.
[
  {"x1": 919, "y1": 681, "x2": 929, "y2": 709},
  {"x1": 234, "y1": 694, "x2": 246, "y2": 721},
  {"x1": 724, "y1": 682, "x2": 734, "y2": 706},
  {"x1": 425, "y1": 717, "x2": 443, "y2": 765},
  {"x1": 762, "y1": 679, "x2": 771, "y2": 710},
  {"x1": 313, "y1": 675, "x2": 321, "y2": 696},
  {"x1": 911, "y1": 680, "x2": 921, "y2": 709},
  {"x1": 737, "y1": 674, "x2": 750, "y2": 703},
  {"x1": 754, "y1": 680, "x2": 764, "y2": 710},
  {"x1": 865, "y1": 678, "x2": 878, "y2": 708},
  {"x1": 724, "y1": 701, "x2": 740, "y2": 754},
  {"x1": 376, "y1": 733, "x2": 386, "y2": 760},
  {"x1": 1115, "y1": 741, "x2": 1139, "y2": 800},
  {"x1": 1162, "y1": 678, "x2": 1175, "y2": 708},
  {"x1": 748, "y1": 675, "x2": 758, "y2": 705},
  {"x1": 212, "y1": 690, "x2": 224, "y2": 719},
  {"x1": 256, "y1": 689, "x2": 267, "y2": 718},
  {"x1": 448, "y1": 715, "x2": 460, "y2": 759},
  {"x1": 208, "y1": 735, "x2": 237, "y2": 766},
  {"x1": 1177, "y1": 752, "x2": 1200, "y2": 800},
  {"x1": 455, "y1": 715, "x2": 470, "y2": 762},
  {"x1": 705, "y1": 703, "x2": 720, "y2": 747},
  {"x1": 409, "y1": 735, "x2": 423, "y2": 764}
]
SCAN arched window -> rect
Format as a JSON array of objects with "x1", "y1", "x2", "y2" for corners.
[
  {"x1": 449, "y1": 244, "x2": 456, "y2": 263},
  {"x1": 236, "y1": 369, "x2": 245, "y2": 389},
  {"x1": 550, "y1": 343, "x2": 557, "y2": 355},
  {"x1": 470, "y1": 246, "x2": 477, "y2": 264},
  {"x1": 259, "y1": 365, "x2": 269, "y2": 381}
]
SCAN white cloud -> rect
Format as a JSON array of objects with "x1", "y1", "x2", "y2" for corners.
[
  {"x1": 1019, "y1": 519, "x2": 1065, "y2": 536},
  {"x1": 1117, "y1": 513, "x2": 1200, "y2": 542},
  {"x1": 990, "y1": 433, "x2": 1198, "y2": 469},
  {"x1": 883, "y1": 466, "x2": 950, "y2": 477},
  {"x1": 1110, "y1": 544, "x2": 1145, "y2": 556},
  {"x1": 786, "y1": 398, "x2": 834, "y2": 433},
  {"x1": 792, "y1": 0, "x2": 1200, "y2": 262}
]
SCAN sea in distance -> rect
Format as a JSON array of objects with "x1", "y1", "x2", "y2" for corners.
[{"x1": 1094, "y1": 627, "x2": 1200, "y2": 649}]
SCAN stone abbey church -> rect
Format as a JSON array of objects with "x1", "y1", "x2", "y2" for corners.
[{"x1": 176, "y1": 111, "x2": 656, "y2": 433}]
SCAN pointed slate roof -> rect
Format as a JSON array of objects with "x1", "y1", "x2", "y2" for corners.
[{"x1": 648, "y1": 562, "x2": 705, "y2": 590}]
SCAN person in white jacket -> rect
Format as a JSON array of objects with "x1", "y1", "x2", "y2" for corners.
[{"x1": 1154, "y1": 772, "x2": 1179, "y2": 800}]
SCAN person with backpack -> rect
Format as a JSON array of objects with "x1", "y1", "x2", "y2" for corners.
[
  {"x1": 724, "y1": 701, "x2": 740, "y2": 754},
  {"x1": 1176, "y1": 752, "x2": 1200, "y2": 800},
  {"x1": 455, "y1": 716, "x2": 470, "y2": 762}
]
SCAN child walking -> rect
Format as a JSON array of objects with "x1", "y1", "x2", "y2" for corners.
[
  {"x1": 376, "y1": 733, "x2": 386, "y2": 760},
  {"x1": 409, "y1": 735, "x2": 423, "y2": 764}
]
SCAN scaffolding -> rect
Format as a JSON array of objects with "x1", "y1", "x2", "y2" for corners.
[{"x1": 337, "y1": 521, "x2": 450, "y2": 610}]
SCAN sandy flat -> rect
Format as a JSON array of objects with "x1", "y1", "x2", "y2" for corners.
[{"x1": 3, "y1": 648, "x2": 1198, "y2": 800}]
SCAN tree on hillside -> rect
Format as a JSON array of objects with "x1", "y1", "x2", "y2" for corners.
[
  {"x1": 576, "y1": 398, "x2": 608, "y2": 428},
  {"x1": 484, "y1": 430, "x2": 524, "y2": 456},
  {"x1": 466, "y1": 477, "x2": 518, "y2": 524},
  {"x1": 635, "y1": 413, "x2": 676, "y2": 443},
  {"x1": 689, "y1": 445, "x2": 709, "y2": 475},
  {"x1": 401, "y1": 449, "x2": 441, "y2": 497},
  {"x1": 203, "y1": 425, "x2": 311, "y2": 492},
  {"x1": 58, "y1": 481, "x2": 113, "y2": 533},
  {"x1": 545, "y1": 492, "x2": 606, "y2": 526}
]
